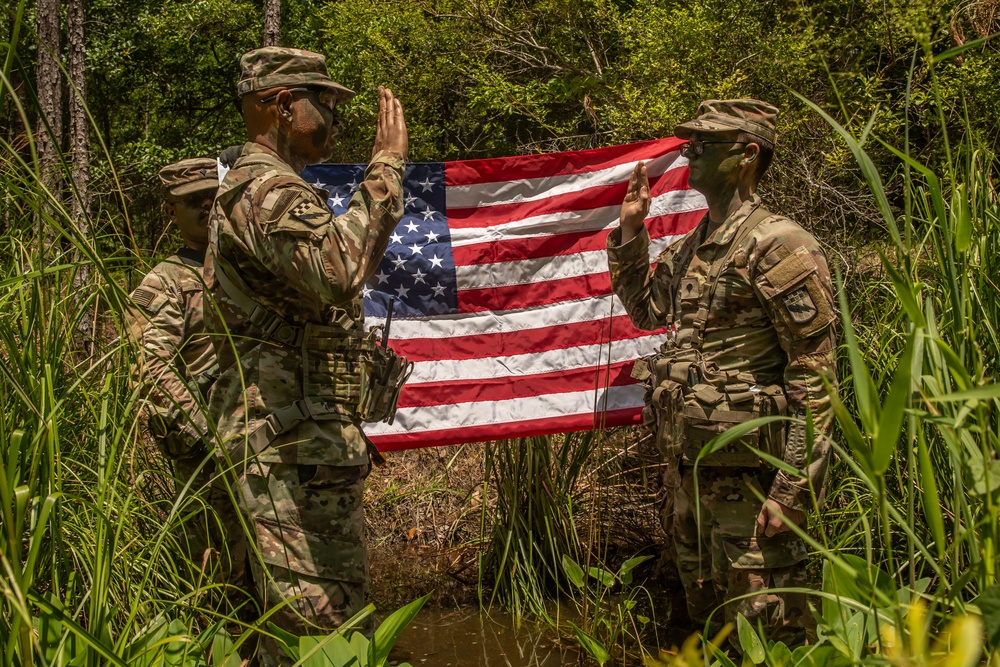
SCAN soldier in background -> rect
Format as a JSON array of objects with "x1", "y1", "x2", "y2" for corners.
[
  {"x1": 607, "y1": 100, "x2": 838, "y2": 644},
  {"x1": 203, "y1": 47, "x2": 407, "y2": 664},
  {"x1": 129, "y1": 158, "x2": 228, "y2": 570}
]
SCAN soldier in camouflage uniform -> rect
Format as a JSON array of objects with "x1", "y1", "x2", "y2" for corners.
[
  {"x1": 129, "y1": 158, "x2": 235, "y2": 570},
  {"x1": 202, "y1": 47, "x2": 407, "y2": 664},
  {"x1": 607, "y1": 100, "x2": 838, "y2": 644}
]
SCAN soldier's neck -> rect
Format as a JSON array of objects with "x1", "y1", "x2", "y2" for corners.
[
  {"x1": 249, "y1": 133, "x2": 305, "y2": 172},
  {"x1": 705, "y1": 183, "x2": 757, "y2": 234}
]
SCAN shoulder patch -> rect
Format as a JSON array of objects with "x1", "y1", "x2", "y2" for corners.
[
  {"x1": 290, "y1": 201, "x2": 333, "y2": 226},
  {"x1": 132, "y1": 287, "x2": 156, "y2": 308},
  {"x1": 782, "y1": 285, "x2": 819, "y2": 324}
]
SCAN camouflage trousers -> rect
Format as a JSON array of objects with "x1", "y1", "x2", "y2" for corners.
[
  {"x1": 235, "y1": 461, "x2": 371, "y2": 667},
  {"x1": 664, "y1": 462, "x2": 812, "y2": 646},
  {"x1": 173, "y1": 453, "x2": 244, "y2": 582}
]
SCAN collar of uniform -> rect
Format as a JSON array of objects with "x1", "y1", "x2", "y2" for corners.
[{"x1": 703, "y1": 194, "x2": 762, "y2": 247}]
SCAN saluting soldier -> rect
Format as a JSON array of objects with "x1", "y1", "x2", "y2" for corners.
[
  {"x1": 203, "y1": 47, "x2": 407, "y2": 664},
  {"x1": 607, "y1": 100, "x2": 838, "y2": 644},
  {"x1": 129, "y1": 158, "x2": 230, "y2": 568}
]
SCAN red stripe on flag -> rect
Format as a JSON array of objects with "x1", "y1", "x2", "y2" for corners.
[
  {"x1": 450, "y1": 209, "x2": 704, "y2": 265},
  {"x1": 388, "y1": 316, "x2": 653, "y2": 361},
  {"x1": 373, "y1": 409, "x2": 644, "y2": 451},
  {"x1": 446, "y1": 168, "x2": 688, "y2": 229},
  {"x1": 444, "y1": 137, "x2": 685, "y2": 186},
  {"x1": 457, "y1": 273, "x2": 611, "y2": 313},
  {"x1": 397, "y1": 362, "x2": 638, "y2": 407}
]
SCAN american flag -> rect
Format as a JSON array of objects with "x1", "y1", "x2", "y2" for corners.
[{"x1": 302, "y1": 137, "x2": 707, "y2": 451}]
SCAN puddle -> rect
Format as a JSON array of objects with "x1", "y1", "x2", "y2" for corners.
[{"x1": 389, "y1": 607, "x2": 579, "y2": 667}]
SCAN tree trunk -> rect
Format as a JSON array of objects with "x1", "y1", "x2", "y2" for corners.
[
  {"x1": 35, "y1": 0, "x2": 62, "y2": 225},
  {"x1": 262, "y1": 0, "x2": 281, "y2": 46},
  {"x1": 67, "y1": 0, "x2": 93, "y2": 350}
]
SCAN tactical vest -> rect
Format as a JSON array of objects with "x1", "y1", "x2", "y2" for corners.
[
  {"x1": 634, "y1": 205, "x2": 788, "y2": 467},
  {"x1": 211, "y1": 154, "x2": 374, "y2": 456}
]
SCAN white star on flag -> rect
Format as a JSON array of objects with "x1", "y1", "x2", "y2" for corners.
[
  {"x1": 425, "y1": 230, "x2": 439, "y2": 243},
  {"x1": 329, "y1": 193, "x2": 345, "y2": 207},
  {"x1": 409, "y1": 243, "x2": 423, "y2": 256},
  {"x1": 412, "y1": 269, "x2": 426, "y2": 283},
  {"x1": 390, "y1": 232, "x2": 403, "y2": 244},
  {"x1": 429, "y1": 254, "x2": 444, "y2": 268},
  {"x1": 404, "y1": 194, "x2": 417, "y2": 207},
  {"x1": 374, "y1": 271, "x2": 389, "y2": 284},
  {"x1": 312, "y1": 179, "x2": 326, "y2": 189},
  {"x1": 391, "y1": 255, "x2": 407, "y2": 270},
  {"x1": 418, "y1": 177, "x2": 435, "y2": 192},
  {"x1": 395, "y1": 285, "x2": 410, "y2": 299},
  {"x1": 421, "y1": 208, "x2": 436, "y2": 221},
  {"x1": 431, "y1": 283, "x2": 446, "y2": 297},
  {"x1": 405, "y1": 221, "x2": 420, "y2": 233},
  {"x1": 363, "y1": 285, "x2": 373, "y2": 297}
]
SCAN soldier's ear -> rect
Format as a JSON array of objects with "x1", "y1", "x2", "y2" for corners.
[
  {"x1": 742, "y1": 143, "x2": 759, "y2": 166},
  {"x1": 275, "y1": 90, "x2": 295, "y2": 122},
  {"x1": 163, "y1": 200, "x2": 177, "y2": 221}
]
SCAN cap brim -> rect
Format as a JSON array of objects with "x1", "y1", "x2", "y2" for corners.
[
  {"x1": 170, "y1": 180, "x2": 219, "y2": 197},
  {"x1": 316, "y1": 80, "x2": 356, "y2": 103}
]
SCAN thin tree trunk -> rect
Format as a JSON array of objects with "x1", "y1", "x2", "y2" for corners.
[
  {"x1": 35, "y1": 0, "x2": 62, "y2": 241},
  {"x1": 262, "y1": 0, "x2": 280, "y2": 46},
  {"x1": 67, "y1": 0, "x2": 93, "y2": 350}
]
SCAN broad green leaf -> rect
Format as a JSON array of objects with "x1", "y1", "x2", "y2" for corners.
[
  {"x1": 298, "y1": 635, "x2": 357, "y2": 667},
  {"x1": 561, "y1": 554, "x2": 586, "y2": 588},
  {"x1": 210, "y1": 630, "x2": 242, "y2": 667},
  {"x1": 369, "y1": 594, "x2": 429, "y2": 667},
  {"x1": 736, "y1": 614, "x2": 765, "y2": 664},
  {"x1": 267, "y1": 623, "x2": 301, "y2": 662},
  {"x1": 568, "y1": 622, "x2": 611, "y2": 666},
  {"x1": 954, "y1": 182, "x2": 972, "y2": 253},
  {"x1": 588, "y1": 566, "x2": 615, "y2": 587},
  {"x1": 765, "y1": 641, "x2": 791, "y2": 667},
  {"x1": 618, "y1": 555, "x2": 653, "y2": 585}
]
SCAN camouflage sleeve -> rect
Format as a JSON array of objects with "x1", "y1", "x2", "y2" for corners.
[
  {"x1": 132, "y1": 271, "x2": 208, "y2": 458},
  {"x1": 751, "y1": 225, "x2": 839, "y2": 511},
  {"x1": 606, "y1": 225, "x2": 671, "y2": 330},
  {"x1": 252, "y1": 151, "x2": 405, "y2": 307}
]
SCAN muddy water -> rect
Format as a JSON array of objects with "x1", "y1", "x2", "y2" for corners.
[{"x1": 389, "y1": 607, "x2": 580, "y2": 667}]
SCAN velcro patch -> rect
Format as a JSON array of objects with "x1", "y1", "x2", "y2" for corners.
[
  {"x1": 131, "y1": 287, "x2": 156, "y2": 309},
  {"x1": 289, "y1": 201, "x2": 333, "y2": 227},
  {"x1": 782, "y1": 285, "x2": 818, "y2": 324}
]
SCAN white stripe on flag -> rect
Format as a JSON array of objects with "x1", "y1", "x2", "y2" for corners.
[
  {"x1": 449, "y1": 189, "x2": 706, "y2": 247},
  {"x1": 406, "y1": 334, "x2": 668, "y2": 383},
  {"x1": 454, "y1": 248, "x2": 610, "y2": 288},
  {"x1": 365, "y1": 384, "x2": 647, "y2": 436}
]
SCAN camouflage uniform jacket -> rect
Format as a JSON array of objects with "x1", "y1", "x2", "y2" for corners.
[
  {"x1": 130, "y1": 248, "x2": 215, "y2": 459},
  {"x1": 607, "y1": 195, "x2": 838, "y2": 510},
  {"x1": 205, "y1": 142, "x2": 405, "y2": 467}
]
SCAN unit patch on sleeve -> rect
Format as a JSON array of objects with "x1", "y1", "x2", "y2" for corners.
[
  {"x1": 782, "y1": 285, "x2": 818, "y2": 324},
  {"x1": 289, "y1": 201, "x2": 333, "y2": 227}
]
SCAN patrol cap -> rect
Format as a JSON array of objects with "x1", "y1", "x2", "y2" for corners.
[
  {"x1": 674, "y1": 99, "x2": 779, "y2": 144},
  {"x1": 158, "y1": 158, "x2": 219, "y2": 198},
  {"x1": 236, "y1": 47, "x2": 355, "y2": 103}
]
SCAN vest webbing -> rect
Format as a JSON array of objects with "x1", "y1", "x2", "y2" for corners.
[{"x1": 689, "y1": 204, "x2": 771, "y2": 350}]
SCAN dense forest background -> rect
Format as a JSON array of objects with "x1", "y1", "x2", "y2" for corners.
[{"x1": 5, "y1": 0, "x2": 998, "y2": 272}]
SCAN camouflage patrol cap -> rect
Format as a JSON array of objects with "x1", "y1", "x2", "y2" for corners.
[
  {"x1": 158, "y1": 158, "x2": 219, "y2": 197},
  {"x1": 674, "y1": 99, "x2": 779, "y2": 144},
  {"x1": 236, "y1": 47, "x2": 355, "y2": 102}
]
